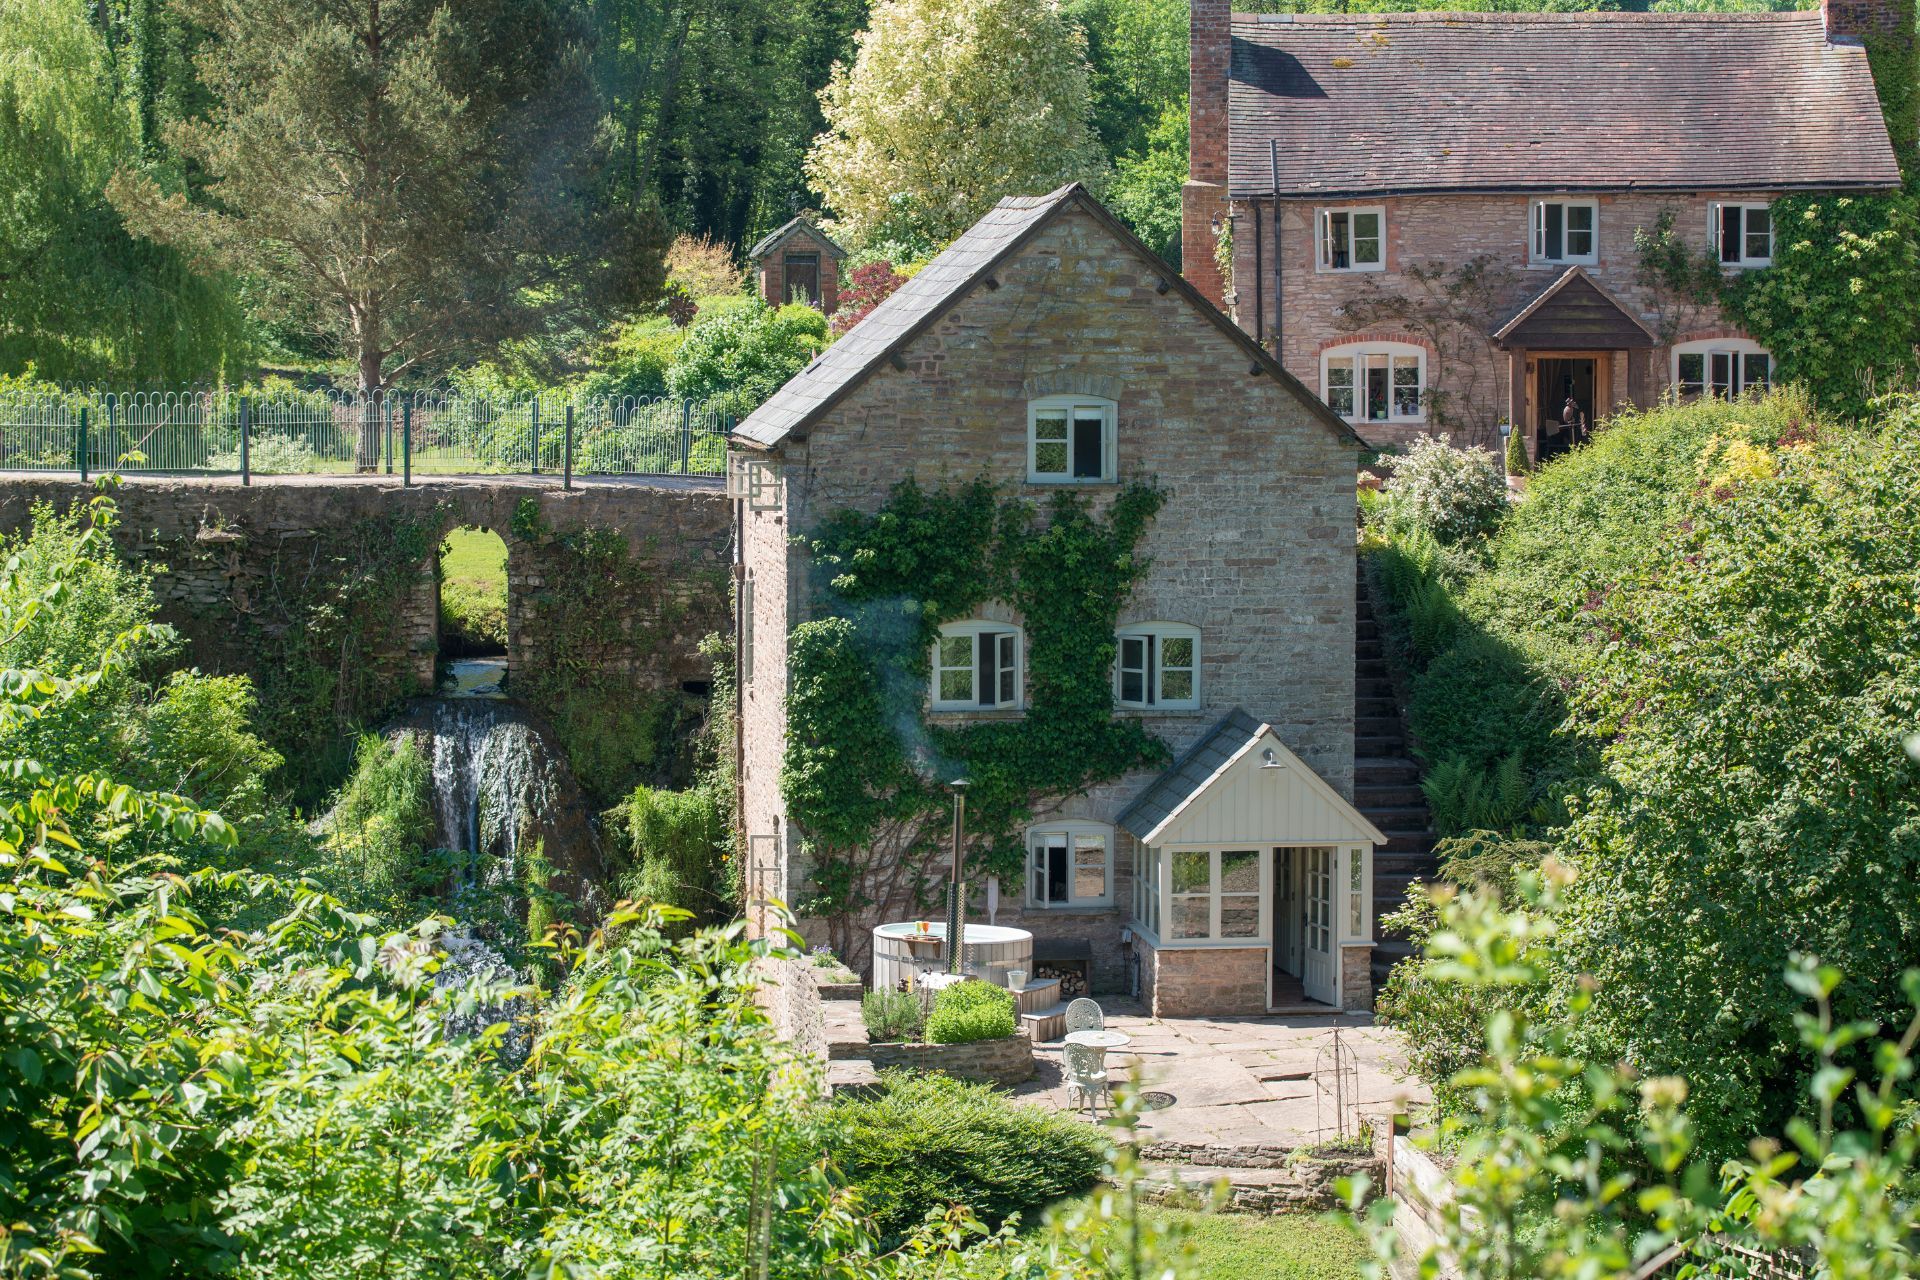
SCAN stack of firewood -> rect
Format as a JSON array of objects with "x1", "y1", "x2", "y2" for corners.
[{"x1": 1035, "y1": 962, "x2": 1088, "y2": 999}]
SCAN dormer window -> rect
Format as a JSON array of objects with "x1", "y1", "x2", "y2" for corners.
[
  {"x1": 1317, "y1": 207, "x2": 1384, "y2": 272},
  {"x1": 1027, "y1": 396, "x2": 1115, "y2": 483},
  {"x1": 1530, "y1": 199, "x2": 1597, "y2": 265},
  {"x1": 1711, "y1": 203, "x2": 1772, "y2": 268},
  {"x1": 1115, "y1": 623, "x2": 1201, "y2": 710},
  {"x1": 931, "y1": 619, "x2": 1023, "y2": 711}
]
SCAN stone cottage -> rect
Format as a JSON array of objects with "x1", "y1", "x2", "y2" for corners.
[
  {"x1": 731, "y1": 184, "x2": 1387, "y2": 1018},
  {"x1": 1180, "y1": 0, "x2": 1906, "y2": 452},
  {"x1": 748, "y1": 217, "x2": 846, "y2": 312}
]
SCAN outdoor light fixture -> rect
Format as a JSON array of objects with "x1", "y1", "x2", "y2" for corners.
[
  {"x1": 945, "y1": 779, "x2": 970, "y2": 975},
  {"x1": 1261, "y1": 747, "x2": 1285, "y2": 770}
]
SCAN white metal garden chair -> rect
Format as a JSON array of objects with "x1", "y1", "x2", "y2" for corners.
[
  {"x1": 1064, "y1": 997, "x2": 1104, "y2": 1036},
  {"x1": 1062, "y1": 1041, "x2": 1110, "y2": 1117}
]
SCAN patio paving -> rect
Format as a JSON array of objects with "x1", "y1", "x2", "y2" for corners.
[{"x1": 1010, "y1": 1000, "x2": 1428, "y2": 1149}]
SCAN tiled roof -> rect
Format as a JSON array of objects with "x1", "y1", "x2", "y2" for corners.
[
  {"x1": 733, "y1": 184, "x2": 1362, "y2": 450},
  {"x1": 1116, "y1": 708, "x2": 1266, "y2": 842},
  {"x1": 1492, "y1": 266, "x2": 1658, "y2": 348},
  {"x1": 1228, "y1": 11, "x2": 1903, "y2": 198},
  {"x1": 747, "y1": 217, "x2": 847, "y2": 262}
]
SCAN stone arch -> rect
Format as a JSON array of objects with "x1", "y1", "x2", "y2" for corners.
[{"x1": 1021, "y1": 371, "x2": 1127, "y2": 402}]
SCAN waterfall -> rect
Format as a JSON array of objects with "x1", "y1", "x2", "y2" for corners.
[{"x1": 384, "y1": 697, "x2": 609, "y2": 927}]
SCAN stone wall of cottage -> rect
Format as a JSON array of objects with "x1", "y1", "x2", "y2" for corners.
[
  {"x1": 1227, "y1": 191, "x2": 1774, "y2": 451},
  {"x1": 1141, "y1": 939, "x2": 1270, "y2": 1017},
  {"x1": 0, "y1": 475, "x2": 731, "y2": 730},
  {"x1": 739, "y1": 205, "x2": 1358, "y2": 990},
  {"x1": 740, "y1": 471, "x2": 802, "y2": 935}
]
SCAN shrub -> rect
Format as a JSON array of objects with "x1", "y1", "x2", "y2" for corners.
[
  {"x1": 828, "y1": 260, "x2": 909, "y2": 336},
  {"x1": 861, "y1": 988, "x2": 925, "y2": 1042},
  {"x1": 612, "y1": 783, "x2": 729, "y2": 925},
  {"x1": 664, "y1": 301, "x2": 828, "y2": 419},
  {"x1": 1407, "y1": 630, "x2": 1570, "y2": 777},
  {"x1": 924, "y1": 979, "x2": 1016, "y2": 1044},
  {"x1": 1419, "y1": 749, "x2": 1527, "y2": 838},
  {"x1": 823, "y1": 1072, "x2": 1109, "y2": 1245},
  {"x1": 1503, "y1": 421, "x2": 1529, "y2": 475},
  {"x1": 319, "y1": 732, "x2": 437, "y2": 913},
  {"x1": 1381, "y1": 433, "x2": 1508, "y2": 545},
  {"x1": 665, "y1": 231, "x2": 747, "y2": 301},
  {"x1": 578, "y1": 315, "x2": 687, "y2": 401},
  {"x1": 206, "y1": 433, "x2": 319, "y2": 474}
]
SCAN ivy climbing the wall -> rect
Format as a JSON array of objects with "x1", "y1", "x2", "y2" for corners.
[{"x1": 782, "y1": 477, "x2": 1168, "y2": 962}]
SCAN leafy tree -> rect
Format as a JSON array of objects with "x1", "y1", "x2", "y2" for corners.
[
  {"x1": 1104, "y1": 101, "x2": 1187, "y2": 262},
  {"x1": 1059, "y1": 0, "x2": 1185, "y2": 161},
  {"x1": 0, "y1": 0, "x2": 252, "y2": 382},
  {"x1": 806, "y1": 0, "x2": 1106, "y2": 245},
  {"x1": 110, "y1": 0, "x2": 661, "y2": 460},
  {"x1": 829, "y1": 260, "x2": 909, "y2": 336}
]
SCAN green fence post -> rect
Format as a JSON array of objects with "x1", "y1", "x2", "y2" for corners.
[
  {"x1": 530, "y1": 399, "x2": 541, "y2": 475},
  {"x1": 564, "y1": 404, "x2": 574, "y2": 491},
  {"x1": 240, "y1": 397, "x2": 251, "y2": 486},
  {"x1": 679, "y1": 400, "x2": 693, "y2": 473},
  {"x1": 403, "y1": 401, "x2": 412, "y2": 487},
  {"x1": 78, "y1": 407, "x2": 89, "y2": 484},
  {"x1": 385, "y1": 399, "x2": 394, "y2": 475}
]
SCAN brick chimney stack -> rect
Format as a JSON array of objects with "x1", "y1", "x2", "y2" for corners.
[
  {"x1": 1182, "y1": 0, "x2": 1231, "y2": 307},
  {"x1": 1822, "y1": 0, "x2": 1904, "y2": 41}
]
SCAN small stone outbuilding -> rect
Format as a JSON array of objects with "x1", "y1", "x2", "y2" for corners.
[{"x1": 748, "y1": 217, "x2": 846, "y2": 312}]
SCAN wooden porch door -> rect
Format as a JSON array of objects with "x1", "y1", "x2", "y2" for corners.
[{"x1": 1302, "y1": 846, "x2": 1337, "y2": 1005}]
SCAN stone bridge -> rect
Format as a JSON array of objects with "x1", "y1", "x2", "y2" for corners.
[{"x1": 0, "y1": 473, "x2": 734, "y2": 794}]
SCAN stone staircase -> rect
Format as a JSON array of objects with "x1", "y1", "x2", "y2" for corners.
[{"x1": 1354, "y1": 565, "x2": 1439, "y2": 992}]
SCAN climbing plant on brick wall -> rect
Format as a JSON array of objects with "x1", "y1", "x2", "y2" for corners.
[{"x1": 781, "y1": 476, "x2": 1168, "y2": 960}]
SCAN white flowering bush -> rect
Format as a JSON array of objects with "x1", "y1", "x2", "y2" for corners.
[{"x1": 1381, "y1": 433, "x2": 1508, "y2": 544}]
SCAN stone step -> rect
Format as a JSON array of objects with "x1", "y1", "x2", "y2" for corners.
[
  {"x1": 1355, "y1": 697, "x2": 1400, "y2": 718},
  {"x1": 1355, "y1": 716, "x2": 1402, "y2": 737},
  {"x1": 1374, "y1": 852, "x2": 1440, "y2": 876},
  {"x1": 1355, "y1": 734, "x2": 1406, "y2": 754},
  {"x1": 1354, "y1": 756, "x2": 1420, "y2": 784},
  {"x1": 828, "y1": 1058, "x2": 881, "y2": 1095},
  {"x1": 1363, "y1": 803, "x2": 1431, "y2": 828},
  {"x1": 1354, "y1": 677, "x2": 1397, "y2": 700},
  {"x1": 1381, "y1": 831, "x2": 1437, "y2": 854},
  {"x1": 1355, "y1": 782, "x2": 1424, "y2": 808}
]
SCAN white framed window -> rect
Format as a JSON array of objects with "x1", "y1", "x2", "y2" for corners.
[
  {"x1": 1316, "y1": 206, "x2": 1385, "y2": 272},
  {"x1": 1114, "y1": 623, "x2": 1200, "y2": 710},
  {"x1": 1710, "y1": 203, "x2": 1773, "y2": 268},
  {"x1": 1672, "y1": 339, "x2": 1772, "y2": 401},
  {"x1": 930, "y1": 619, "x2": 1022, "y2": 711},
  {"x1": 1321, "y1": 342, "x2": 1425, "y2": 424},
  {"x1": 1166, "y1": 847, "x2": 1265, "y2": 942},
  {"x1": 1027, "y1": 822, "x2": 1113, "y2": 908},
  {"x1": 1530, "y1": 198, "x2": 1598, "y2": 265},
  {"x1": 1027, "y1": 396, "x2": 1116, "y2": 483}
]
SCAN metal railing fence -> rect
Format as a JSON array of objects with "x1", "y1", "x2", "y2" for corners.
[{"x1": 0, "y1": 388, "x2": 733, "y2": 485}]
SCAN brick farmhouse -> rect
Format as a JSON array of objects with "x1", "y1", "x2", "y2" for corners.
[
  {"x1": 731, "y1": 186, "x2": 1389, "y2": 1017},
  {"x1": 1181, "y1": 0, "x2": 1905, "y2": 454}
]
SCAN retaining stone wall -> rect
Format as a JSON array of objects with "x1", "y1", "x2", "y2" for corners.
[{"x1": 867, "y1": 1034, "x2": 1036, "y2": 1087}]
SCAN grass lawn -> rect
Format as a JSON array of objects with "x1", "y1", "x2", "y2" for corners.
[
  {"x1": 439, "y1": 528, "x2": 508, "y2": 650},
  {"x1": 1042, "y1": 1196, "x2": 1371, "y2": 1280}
]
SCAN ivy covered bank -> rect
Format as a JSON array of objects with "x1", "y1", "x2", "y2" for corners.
[{"x1": 733, "y1": 185, "x2": 1382, "y2": 1015}]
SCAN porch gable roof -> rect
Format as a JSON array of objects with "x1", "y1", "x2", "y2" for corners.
[
  {"x1": 1492, "y1": 266, "x2": 1659, "y2": 350},
  {"x1": 1117, "y1": 708, "x2": 1385, "y2": 848}
]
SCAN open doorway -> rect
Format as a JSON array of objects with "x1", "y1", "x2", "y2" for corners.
[
  {"x1": 1535, "y1": 356, "x2": 1598, "y2": 463},
  {"x1": 438, "y1": 528, "x2": 508, "y2": 697},
  {"x1": 1271, "y1": 845, "x2": 1338, "y2": 1010}
]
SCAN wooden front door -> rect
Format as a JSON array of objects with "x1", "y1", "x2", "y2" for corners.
[
  {"x1": 783, "y1": 253, "x2": 820, "y2": 306},
  {"x1": 1531, "y1": 351, "x2": 1612, "y2": 462}
]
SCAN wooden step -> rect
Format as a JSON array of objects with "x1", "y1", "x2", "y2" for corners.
[
  {"x1": 1014, "y1": 978, "x2": 1062, "y2": 1016},
  {"x1": 1020, "y1": 1002, "x2": 1070, "y2": 1043}
]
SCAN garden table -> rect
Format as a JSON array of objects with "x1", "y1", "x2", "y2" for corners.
[{"x1": 1063, "y1": 1029, "x2": 1131, "y2": 1051}]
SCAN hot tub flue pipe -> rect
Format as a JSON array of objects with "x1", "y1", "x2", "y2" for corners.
[{"x1": 945, "y1": 779, "x2": 969, "y2": 975}]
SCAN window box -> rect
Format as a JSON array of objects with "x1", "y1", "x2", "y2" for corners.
[
  {"x1": 931, "y1": 620, "x2": 1023, "y2": 711},
  {"x1": 1711, "y1": 203, "x2": 1773, "y2": 268},
  {"x1": 1530, "y1": 198, "x2": 1597, "y2": 265},
  {"x1": 1027, "y1": 396, "x2": 1116, "y2": 484},
  {"x1": 1027, "y1": 822, "x2": 1114, "y2": 908},
  {"x1": 1316, "y1": 207, "x2": 1385, "y2": 273}
]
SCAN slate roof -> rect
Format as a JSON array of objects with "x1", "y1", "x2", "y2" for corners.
[
  {"x1": 1116, "y1": 708, "x2": 1266, "y2": 842},
  {"x1": 1228, "y1": 10, "x2": 1903, "y2": 199},
  {"x1": 733, "y1": 184, "x2": 1361, "y2": 450},
  {"x1": 747, "y1": 217, "x2": 846, "y2": 262}
]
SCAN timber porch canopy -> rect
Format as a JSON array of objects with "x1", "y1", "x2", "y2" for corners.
[{"x1": 1491, "y1": 266, "x2": 1658, "y2": 353}]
